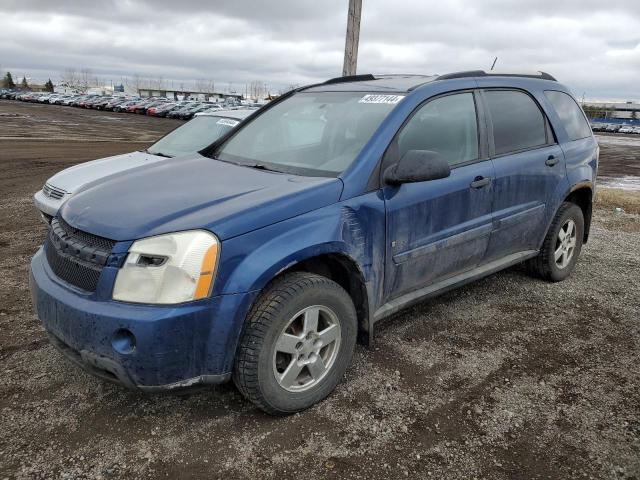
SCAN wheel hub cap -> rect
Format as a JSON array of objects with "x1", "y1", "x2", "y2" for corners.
[
  {"x1": 272, "y1": 305, "x2": 341, "y2": 392},
  {"x1": 554, "y1": 219, "x2": 577, "y2": 269}
]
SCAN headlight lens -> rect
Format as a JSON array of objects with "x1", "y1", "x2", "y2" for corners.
[{"x1": 113, "y1": 230, "x2": 219, "y2": 304}]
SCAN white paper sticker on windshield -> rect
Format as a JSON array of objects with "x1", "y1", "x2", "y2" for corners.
[
  {"x1": 358, "y1": 94, "x2": 405, "y2": 104},
  {"x1": 216, "y1": 118, "x2": 240, "y2": 127}
]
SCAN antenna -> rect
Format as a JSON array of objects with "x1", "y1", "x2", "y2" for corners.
[{"x1": 490, "y1": 57, "x2": 498, "y2": 71}]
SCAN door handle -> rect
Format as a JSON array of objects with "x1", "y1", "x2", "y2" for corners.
[
  {"x1": 470, "y1": 176, "x2": 491, "y2": 189},
  {"x1": 545, "y1": 155, "x2": 559, "y2": 167}
]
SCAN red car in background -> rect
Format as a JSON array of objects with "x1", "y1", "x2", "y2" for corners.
[
  {"x1": 126, "y1": 99, "x2": 151, "y2": 113},
  {"x1": 147, "y1": 102, "x2": 177, "y2": 116}
]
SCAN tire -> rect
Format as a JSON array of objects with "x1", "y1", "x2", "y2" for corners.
[
  {"x1": 527, "y1": 202, "x2": 584, "y2": 282},
  {"x1": 233, "y1": 272, "x2": 357, "y2": 415}
]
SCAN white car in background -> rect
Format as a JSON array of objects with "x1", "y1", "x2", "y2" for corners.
[
  {"x1": 618, "y1": 125, "x2": 635, "y2": 134},
  {"x1": 34, "y1": 108, "x2": 256, "y2": 221}
]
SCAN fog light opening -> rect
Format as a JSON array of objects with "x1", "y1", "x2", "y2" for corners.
[{"x1": 112, "y1": 328, "x2": 136, "y2": 355}]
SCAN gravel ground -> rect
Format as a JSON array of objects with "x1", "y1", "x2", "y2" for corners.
[{"x1": 0, "y1": 101, "x2": 639, "y2": 480}]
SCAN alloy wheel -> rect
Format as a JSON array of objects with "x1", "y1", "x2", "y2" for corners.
[
  {"x1": 272, "y1": 305, "x2": 341, "y2": 392},
  {"x1": 555, "y1": 219, "x2": 577, "y2": 269}
]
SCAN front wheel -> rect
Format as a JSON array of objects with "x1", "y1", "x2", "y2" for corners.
[
  {"x1": 233, "y1": 272, "x2": 357, "y2": 415},
  {"x1": 527, "y1": 202, "x2": 584, "y2": 282}
]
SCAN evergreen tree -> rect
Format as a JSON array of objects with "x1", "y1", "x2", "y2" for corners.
[
  {"x1": 20, "y1": 76, "x2": 29, "y2": 90},
  {"x1": 3, "y1": 71, "x2": 15, "y2": 89},
  {"x1": 44, "y1": 78, "x2": 54, "y2": 92}
]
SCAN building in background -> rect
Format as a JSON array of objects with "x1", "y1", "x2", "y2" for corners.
[
  {"x1": 138, "y1": 88, "x2": 243, "y2": 103},
  {"x1": 583, "y1": 100, "x2": 640, "y2": 124}
]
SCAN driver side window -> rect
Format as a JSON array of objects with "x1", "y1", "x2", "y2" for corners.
[{"x1": 398, "y1": 93, "x2": 479, "y2": 167}]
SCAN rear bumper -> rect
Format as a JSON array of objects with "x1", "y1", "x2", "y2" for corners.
[{"x1": 30, "y1": 248, "x2": 257, "y2": 391}]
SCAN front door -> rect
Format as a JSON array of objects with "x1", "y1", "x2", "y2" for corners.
[{"x1": 383, "y1": 92, "x2": 495, "y2": 301}]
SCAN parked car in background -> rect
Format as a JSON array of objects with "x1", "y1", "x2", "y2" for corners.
[
  {"x1": 164, "y1": 102, "x2": 198, "y2": 118},
  {"x1": 92, "y1": 97, "x2": 116, "y2": 110},
  {"x1": 618, "y1": 125, "x2": 635, "y2": 134},
  {"x1": 33, "y1": 108, "x2": 254, "y2": 220},
  {"x1": 103, "y1": 97, "x2": 128, "y2": 111},
  {"x1": 155, "y1": 103, "x2": 183, "y2": 117},
  {"x1": 113, "y1": 100, "x2": 140, "y2": 112},
  {"x1": 146, "y1": 102, "x2": 176, "y2": 116},
  {"x1": 136, "y1": 99, "x2": 166, "y2": 115},
  {"x1": 30, "y1": 71, "x2": 598, "y2": 415},
  {"x1": 605, "y1": 124, "x2": 621, "y2": 133}
]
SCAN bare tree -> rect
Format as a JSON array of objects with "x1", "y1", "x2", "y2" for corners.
[
  {"x1": 60, "y1": 68, "x2": 80, "y2": 89},
  {"x1": 125, "y1": 74, "x2": 145, "y2": 95},
  {"x1": 150, "y1": 76, "x2": 166, "y2": 90},
  {"x1": 78, "y1": 68, "x2": 97, "y2": 92},
  {"x1": 194, "y1": 78, "x2": 215, "y2": 93},
  {"x1": 249, "y1": 80, "x2": 265, "y2": 100}
]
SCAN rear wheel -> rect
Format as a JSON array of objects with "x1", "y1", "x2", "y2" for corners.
[
  {"x1": 233, "y1": 272, "x2": 356, "y2": 415},
  {"x1": 527, "y1": 202, "x2": 584, "y2": 282}
]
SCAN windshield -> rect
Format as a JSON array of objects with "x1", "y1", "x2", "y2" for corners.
[
  {"x1": 214, "y1": 91, "x2": 401, "y2": 176},
  {"x1": 147, "y1": 115, "x2": 242, "y2": 157}
]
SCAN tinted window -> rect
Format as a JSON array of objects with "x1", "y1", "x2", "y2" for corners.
[
  {"x1": 485, "y1": 90, "x2": 547, "y2": 155},
  {"x1": 398, "y1": 93, "x2": 478, "y2": 167},
  {"x1": 545, "y1": 90, "x2": 592, "y2": 141}
]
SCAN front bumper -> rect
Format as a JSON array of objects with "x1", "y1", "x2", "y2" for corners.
[{"x1": 30, "y1": 248, "x2": 257, "y2": 391}]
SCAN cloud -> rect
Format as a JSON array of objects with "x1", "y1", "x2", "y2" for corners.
[{"x1": 0, "y1": 0, "x2": 638, "y2": 99}]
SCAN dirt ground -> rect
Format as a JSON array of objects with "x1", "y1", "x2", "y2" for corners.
[{"x1": 0, "y1": 101, "x2": 639, "y2": 480}]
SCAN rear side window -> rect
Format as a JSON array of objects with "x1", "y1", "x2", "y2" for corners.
[
  {"x1": 544, "y1": 90, "x2": 592, "y2": 141},
  {"x1": 398, "y1": 93, "x2": 478, "y2": 167},
  {"x1": 485, "y1": 90, "x2": 547, "y2": 156}
]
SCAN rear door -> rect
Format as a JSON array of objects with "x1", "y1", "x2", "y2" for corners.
[
  {"x1": 481, "y1": 89, "x2": 566, "y2": 261},
  {"x1": 383, "y1": 91, "x2": 495, "y2": 301}
]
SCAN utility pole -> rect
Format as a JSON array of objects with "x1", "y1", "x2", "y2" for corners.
[{"x1": 342, "y1": 0, "x2": 362, "y2": 77}]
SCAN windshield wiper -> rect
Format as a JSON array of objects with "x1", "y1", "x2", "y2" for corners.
[
  {"x1": 244, "y1": 163, "x2": 283, "y2": 173},
  {"x1": 145, "y1": 149, "x2": 173, "y2": 158},
  {"x1": 210, "y1": 156, "x2": 281, "y2": 172}
]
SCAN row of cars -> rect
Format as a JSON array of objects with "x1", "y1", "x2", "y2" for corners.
[
  {"x1": 0, "y1": 89, "x2": 255, "y2": 120},
  {"x1": 591, "y1": 122, "x2": 640, "y2": 134}
]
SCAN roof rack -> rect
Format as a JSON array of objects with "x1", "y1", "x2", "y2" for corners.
[
  {"x1": 436, "y1": 70, "x2": 557, "y2": 81},
  {"x1": 323, "y1": 74, "x2": 376, "y2": 85}
]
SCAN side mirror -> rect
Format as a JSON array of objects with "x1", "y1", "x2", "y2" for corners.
[{"x1": 384, "y1": 150, "x2": 451, "y2": 185}]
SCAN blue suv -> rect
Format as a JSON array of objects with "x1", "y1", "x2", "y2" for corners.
[{"x1": 29, "y1": 71, "x2": 598, "y2": 414}]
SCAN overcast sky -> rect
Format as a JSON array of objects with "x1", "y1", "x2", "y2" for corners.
[{"x1": 0, "y1": 0, "x2": 638, "y2": 99}]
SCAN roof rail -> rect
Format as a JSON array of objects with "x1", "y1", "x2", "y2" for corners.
[
  {"x1": 436, "y1": 70, "x2": 557, "y2": 81},
  {"x1": 323, "y1": 74, "x2": 376, "y2": 85}
]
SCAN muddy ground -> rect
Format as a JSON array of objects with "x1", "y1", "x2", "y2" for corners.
[{"x1": 0, "y1": 100, "x2": 639, "y2": 480}]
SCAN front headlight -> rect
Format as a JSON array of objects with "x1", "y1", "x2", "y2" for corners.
[{"x1": 113, "y1": 230, "x2": 219, "y2": 304}]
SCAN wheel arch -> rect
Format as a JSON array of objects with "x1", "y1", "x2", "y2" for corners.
[
  {"x1": 564, "y1": 183, "x2": 593, "y2": 243},
  {"x1": 251, "y1": 251, "x2": 371, "y2": 346}
]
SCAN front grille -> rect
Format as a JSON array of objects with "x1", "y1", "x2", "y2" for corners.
[
  {"x1": 56, "y1": 216, "x2": 115, "y2": 251},
  {"x1": 45, "y1": 217, "x2": 116, "y2": 292},
  {"x1": 43, "y1": 183, "x2": 66, "y2": 200}
]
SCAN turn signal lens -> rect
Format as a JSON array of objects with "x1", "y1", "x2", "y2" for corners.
[{"x1": 194, "y1": 243, "x2": 219, "y2": 300}]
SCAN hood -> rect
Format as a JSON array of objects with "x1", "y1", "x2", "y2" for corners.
[
  {"x1": 48, "y1": 151, "x2": 165, "y2": 193},
  {"x1": 60, "y1": 154, "x2": 343, "y2": 241}
]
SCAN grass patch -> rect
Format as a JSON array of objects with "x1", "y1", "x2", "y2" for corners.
[{"x1": 596, "y1": 188, "x2": 640, "y2": 215}]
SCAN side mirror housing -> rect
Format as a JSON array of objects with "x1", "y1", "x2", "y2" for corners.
[{"x1": 384, "y1": 150, "x2": 451, "y2": 185}]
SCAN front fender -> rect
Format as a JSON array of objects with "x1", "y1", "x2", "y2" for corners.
[{"x1": 213, "y1": 192, "x2": 386, "y2": 312}]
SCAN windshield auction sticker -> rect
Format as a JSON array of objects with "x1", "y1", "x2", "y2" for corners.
[
  {"x1": 358, "y1": 94, "x2": 406, "y2": 104},
  {"x1": 216, "y1": 118, "x2": 240, "y2": 127}
]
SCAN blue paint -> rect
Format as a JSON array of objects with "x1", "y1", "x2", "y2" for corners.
[{"x1": 30, "y1": 74, "x2": 598, "y2": 390}]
